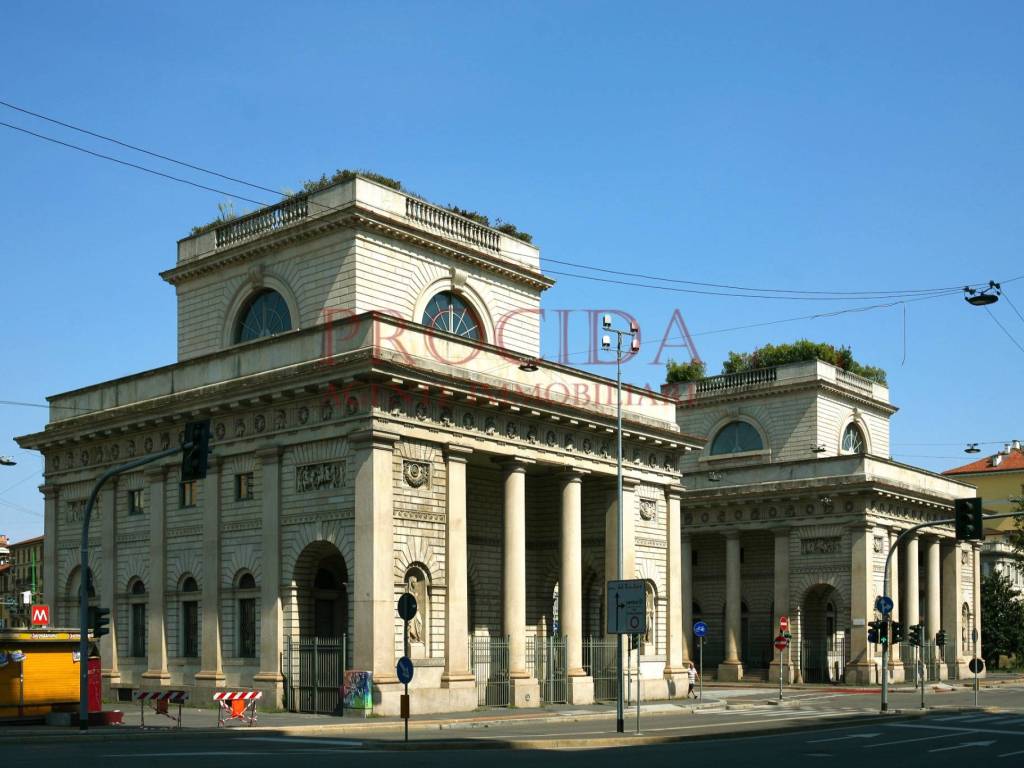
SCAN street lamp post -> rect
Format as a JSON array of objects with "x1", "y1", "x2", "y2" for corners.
[{"x1": 601, "y1": 314, "x2": 639, "y2": 735}]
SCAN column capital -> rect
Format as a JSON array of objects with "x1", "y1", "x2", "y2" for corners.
[
  {"x1": 665, "y1": 484, "x2": 685, "y2": 500},
  {"x1": 621, "y1": 476, "x2": 641, "y2": 490},
  {"x1": 350, "y1": 430, "x2": 400, "y2": 451},
  {"x1": 771, "y1": 525, "x2": 792, "y2": 539},
  {"x1": 144, "y1": 465, "x2": 168, "y2": 483},
  {"x1": 255, "y1": 445, "x2": 283, "y2": 463},
  {"x1": 494, "y1": 456, "x2": 535, "y2": 473},
  {"x1": 722, "y1": 529, "x2": 741, "y2": 540},
  {"x1": 40, "y1": 484, "x2": 59, "y2": 500},
  {"x1": 444, "y1": 444, "x2": 473, "y2": 464},
  {"x1": 556, "y1": 466, "x2": 590, "y2": 482}
]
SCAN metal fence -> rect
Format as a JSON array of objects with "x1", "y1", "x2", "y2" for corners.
[
  {"x1": 470, "y1": 635, "x2": 510, "y2": 707},
  {"x1": 801, "y1": 636, "x2": 849, "y2": 684},
  {"x1": 282, "y1": 635, "x2": 347, "y2": 714},
  {"x1": 583, "y1": 636, "x2": 619, "y2": 702},
  {"x1": 526, "y1": 635, "x2": 568, "y2": 705},
  {"x1": 899, "y1": 642, "x2": 959, "y2": 682}
]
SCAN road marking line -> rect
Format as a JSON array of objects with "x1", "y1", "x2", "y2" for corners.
[
  {"x1": 247, "y1": 737, "x2": 364, "y2": 747},
  {"x1": 999, "y1": 749, "x2": 1024, "y2": 758},
  {"x1": 887, "y1": 723, "x2": 1024, "y2": 737},
  {"x1": 865, "y1": 733, "x2": 965, "y2": 748},
  {"x1": 808, "y1": 733, "x2": 880, "y2": 743},
  {"x1": 929, "y1": 740, "x2": 995, "y2": 753}
]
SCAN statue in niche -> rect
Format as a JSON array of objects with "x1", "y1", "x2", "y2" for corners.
[
  {"x1": 406, "y1": 570, "x2": 428, "y2": 656},
  {"x1": 644, "y1": 583, "x2": 655, "y2": 650}
]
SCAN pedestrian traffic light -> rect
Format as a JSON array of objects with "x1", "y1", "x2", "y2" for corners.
[
  {"x1": 868, "y1": 619, "x2": 888, "y2": 646},
  {"x1": 891, "y1": 621, "x2": 906, "y2": 645},
  {"x1": 935, "y1": 629, "x2": 947, "y2": 647},
  {"x1": 181, "y1": 419, "x2": 212, "y2": 482},
  {"x1": 954, "y1": 497, "x2": 985, "y2": 542},
  {"x1": 909, "y1": 623, "x2": 923, "y2": 647},
  {"x1": 91, "y1": 607, "x2": 110, "y2": 639}
]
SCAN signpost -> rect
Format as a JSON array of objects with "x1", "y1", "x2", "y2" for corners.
[
  {"x1": 607, "y1": 579, "x2": 646, "y2": 733},
  {"x1": 774, "y1": 635, "x2": 789, "y2": 700},
  {"x1": 693, "y1": 621, "x2": 707, "y2": 702},
  {"x1": 397, "y1": 593, "x2": 417, "y2": 742}
]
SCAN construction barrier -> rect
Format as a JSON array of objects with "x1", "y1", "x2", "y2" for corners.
[
  {"x1": 133, "y1": 690, "x2": 188, "y2": 728},
  {"x1": 214, "y1": 690, "x2": 262, "y2": 727}
]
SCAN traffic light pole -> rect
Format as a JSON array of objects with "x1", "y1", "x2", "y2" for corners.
[
  {"x1": 881, "y1": 509, "x2": 1019, "y2": 714},
  {"x1": 77, "y1": 445, "x2": 184, "y2": 732}
]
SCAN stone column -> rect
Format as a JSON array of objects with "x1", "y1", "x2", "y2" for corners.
[
  {"x1": 845, "y1": 524, "x2": 876, "y2": 684},
  {"x1": 41, "y1": 485, "x2": 58, "y2": 609},
  {"x1": 253, "y1": 447, "x2": 284, "y2": 703},
  {"x1": 681, "y1": 532, "x2": 694, "y2": 665},
  {"x1": 142, "y1": 467, "x2": 170, "y2": 683},
  {"x1": 663, "y1": 486, "x2": 686, "y2": 694},
  {"x1": 887, "y1": 528, "x2": 904, "y2": 682},
  {"x1": 972, "y1": 543, "x2": 983, "y2": 675},
  {"x1": 441, "y1": 445, "x2": 475, "y2": 709},
  {"x1": 769, "y1": 527, "x2": 791, "y2": 683},
  {"x1": 99, "y1": 481, "x2": 120, "y2": 685},
  {"x1": 352, "y1": 431, "x2": 401, "y2": 713},
  {"x1": 904, "y1": 534, "x2": 920, "y2": 626},
  {"x1": 718, "y1": 530, "x2": 744, "y2": 681},
  {"x1": 560, "y1": 469, "x2": 593, "y2": 704},
  {"x1": 195, "y1": 456, "x2": 225, "y2": 695},
  {"x1": 503, "y1": 458, "x2": 540, "y2": 707},
  {"x1": 604, "y1": 479, "x2": 637, "y2": 601},
  {"x1": 941, "y1": 539, "x2": 965, "y2": 677},
  {"x1": 924, "y1": 536, "x2": 942, "y2": 644}
]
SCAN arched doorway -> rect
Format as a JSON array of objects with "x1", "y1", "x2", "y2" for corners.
[
  {"x1": 800, "y1": 584, "x2": 847, "y2": 683},
  {"x1": 293, "y1": 541, "x2": 349, "y2": 640}
]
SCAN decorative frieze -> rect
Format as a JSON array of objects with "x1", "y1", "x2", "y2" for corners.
[
  {"x1": 295, "y1": 461, "x2": 345, "y2": 492},
  {"x1": 801, "y1": 537, "x2": 842, "y2": 555}
]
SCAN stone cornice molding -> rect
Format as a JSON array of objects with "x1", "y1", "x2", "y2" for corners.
[
  {"x1": 495, "y1": 456, "x2": 535, "y2": 473},
  {"x1": 254, "y1": 445, "x2": 283, "y2": 463},
  {"x1": 349, "y1": 429, "x2": 400, "y2": 451},
  {"x1": 443, "y1": 444, "x2": 474, "y2": 463},
  {"x1": 144, "y1": 466, "x2": 168, "y2": 483}
]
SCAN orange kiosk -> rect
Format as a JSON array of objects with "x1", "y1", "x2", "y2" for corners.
[{"x1": 0, "y1": 628, "x2": 88, "y2": 720}]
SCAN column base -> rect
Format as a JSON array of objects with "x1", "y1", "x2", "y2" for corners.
[
  {"x1": 194, "y1": 671, "x2": 227, "y2": 703},
  {"x1": 662, "y1": 671, "x2": 688, "y2": 699},
  {"x1": 844, "y1": 661, "x2": 878, "y2": 685},
  {"x1": 717, "y1": 661, "x2": 744, "y2": 682},
  {"x1": 768, "y1": 661, "x2": 795, "y2": 684},
  {"x1": 140, "y1": 670, "x2": 171, "y2": 685},
  {"x1": 567, "y1": 674, "x2": 594, "y2": 705},
  {"x1": 252, "y1": 672, "x2": 285, "y2": 708},
  {"x1": 885, "y1": 661, "x2": 906, "y2": 684},
  {"x1": 372, "y1": 680, "x2": 405, "y2": 716},
  {"x1": 510, "y1": 676, "x2": 541, "y2": 708},
  {"x1": 441, "y1": 673, "x2": 476, "y2": 689}
]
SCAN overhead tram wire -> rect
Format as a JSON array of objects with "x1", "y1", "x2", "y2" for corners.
[
  {"x1": 0, "y1": 99, "x2": 1001, "y2": 303},
  {"x1": 984, "y1": 307, "x2": 1024, "y2": 356}
]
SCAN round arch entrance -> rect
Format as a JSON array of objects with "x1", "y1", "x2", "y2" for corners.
[
  {"x1": 293, "y1": 541, "x2": 349, "y2": 640},
  {"x1": 799, "y1": 583, "x2": 848, "y2": 684}
]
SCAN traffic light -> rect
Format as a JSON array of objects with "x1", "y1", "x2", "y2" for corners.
[
  {"x1": 891, "y1": 621, "x2": 906, "y2": 645},
  {"x1": 91, "y1": 607, "x2": 110, "y2": 639},
  {"x1": 935, "y1": 629, "x2": 947, "y2": 647},
  {"x1": 955, "y1": 497, "x2": 985, "y2": 542},
  {"x1": 181, "y1": 420, "x2": 212, "y2": 482},
  {"x1": 909, "y1": 623, "x2": 923, "y2": 647},
  {"x1": 868, "y1": 619, "x2": 888, "y2": 646}
]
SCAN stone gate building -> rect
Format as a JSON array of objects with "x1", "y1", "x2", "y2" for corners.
[{"x1": 18, "y1": 176, "x2": 701, "y2": 714}]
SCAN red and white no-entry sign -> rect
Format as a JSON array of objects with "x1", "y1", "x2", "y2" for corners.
[
  {"x1": 774, "y1": 635, "x2": 789, "y2": 651},
  {"x1": 779, "y1": 615, "x2": 790, "y2": 633},
  {"x1": 30, "y1": 604, "x2": 50, "y2": 626}
]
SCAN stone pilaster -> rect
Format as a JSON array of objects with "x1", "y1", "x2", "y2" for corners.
[
  {"x1": 768, "y1": 527, "x2": 792, "y2": 683},
  {"x1": 560, "y1": 469, "x2": 593, "y2": 704},
  {"x1": 351, "y1": 431, "x2": 401, "y2": 713},
  {"x1": 845, "y1": 523, "x2": 876, "y2": 684},
  {"x1": 502, "y1": 458, "x2": 539, "y2": 707},
  {"x1": 972, "y1": 543, "x2": 984, "y2": 675},
  {"x1": 681, "y1": 532, "x2": 693, "y2": 664},
  {"x1": 441, "y1": 445, "x2": 475, "y2": 710},
  {"x1": 941, "y1": 539, "x2": 966, "y2": 677},
  {"x1": 886, "y1": 528, "x2": 904, "y2": 682},
  {"x1": 99, "y1": 481, "x2": 120, "y2": 684},
  {"x1": 663, "y1": 486, "x2": 686, "y2": 694},
  {"x1": 904, "y1": 534, "x2": 920, "y2": 626},
  {"x1": 252, "y1": 446, "x2": 284, "y2": 703},
  {"x1": 718, "y1": 530, "x2": 744, "y2": 681},
  {"x1": 142, "y1": 466, "x2": 170, "y2": 683},
  {"x1": 41, "y1": 485, "x2": 58, "y2": 609},
  {"x1": 195, "y1": 456, "x2": 225, "y2": 694},
  {"x1": 924, "y1": 536, "x2": 942, "y2": 643}
]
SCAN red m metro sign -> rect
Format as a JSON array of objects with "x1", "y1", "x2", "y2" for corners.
[{"x1": 30, "y1": 604, "x2": 50, "y2": 626}]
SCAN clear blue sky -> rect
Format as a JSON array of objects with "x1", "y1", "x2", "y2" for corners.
[{"x1": 2, "y1": 2, "x2": 1023, "y2": 542}]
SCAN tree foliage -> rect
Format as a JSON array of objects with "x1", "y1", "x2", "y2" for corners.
[
  {"x1": 981, "y1": 572, "x2": 1024, "y2": 666},
  {"x1": 664, "y1": 359, "x2": 706, "y2": 383},
  {"x1": 1006, "y1": 495, "x2": 1024, "y2": 557},
  {"x1": 722, "y1": 340, "x2": 887, "y2": 384}
]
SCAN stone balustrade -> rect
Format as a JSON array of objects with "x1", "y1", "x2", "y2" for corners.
[
  {"x1": 405, "y1": 197, "x2": 500, "y2": 252},
  {"x1": 215, "y1": 197, "x2": 309, "y2": 248}
]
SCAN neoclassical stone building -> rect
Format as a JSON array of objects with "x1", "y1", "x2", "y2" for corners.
[
  {"x1": 18, "y1": 177, "x2": 700, "y2": 714},
  {"x1": 666, "y1": 361, "x2": 981, "y2": 684}
]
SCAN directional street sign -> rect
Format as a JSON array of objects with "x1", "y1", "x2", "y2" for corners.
[
  {"x1": 693, "y1": 620, "x2": 708, "y2": 638},
  {"x1": 607, "y1": 579, "x2": 646, "y2": 635},
  {"x1": 396, "y1": 655, "x2": 414, "y2": 685},
  {"x1": 969, "y1": 658, "x2": 985, "y2": 674},
  {"x1": 875, "y1": 595, "x2": 894, "y2": 615}
]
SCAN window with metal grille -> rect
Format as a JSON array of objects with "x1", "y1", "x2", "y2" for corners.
[
  {"x1": 238, "y1": 598, "x2": 256, "y2": 657},
  {"x1": 179, "y1": 480, "x2": 198, "y2": 508},
  {"x1": 128, "y1": 489, "x2": 145, "y2": 515},
  {"x1": 235, "y1": 472, "x2": 254, "y2": 501},
  {"x1": 182, "y1": 577, "x2": 199, "y2": 658},
  {"x1": 130, "y1": 579, "x2": 147, "y2": 657}
]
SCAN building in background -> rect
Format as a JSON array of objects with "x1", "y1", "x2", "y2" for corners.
[
  {"x1": 0, "y1": 534, "x2": 43, "y2": 628},
  {"x1": 943, "y1": 441, "x2": 1024, "y2": 595}
]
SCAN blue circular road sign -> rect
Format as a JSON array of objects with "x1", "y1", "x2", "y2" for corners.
[
  {"x1": 396, "y1": 655, "x2": 414, "y2": 685},
  {"x1": 693, "y1": 621, "x2": 708, "y2": 638},
  {"x1": 875, "y1": 595, "x2": 894, "y2": 615}
]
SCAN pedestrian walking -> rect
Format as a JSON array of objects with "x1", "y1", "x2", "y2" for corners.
[{"x1": 687, "y1": 661, "x2": 698, "y2": 698}]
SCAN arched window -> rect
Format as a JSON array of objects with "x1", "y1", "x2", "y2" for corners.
[
  {"x1": 129, "y1": 579, "x2": 147, "y2": 658},
  {"x1": 420, "y1": 291, "x2": 482, "y2": 341},
  {"x1": 234, "y1": 289, "x2": 292, "y2": 344},
  {"x1": 236, "y1": 572, "x2": 258, "y2": 658},
  {"x1": 710, "y1": 421, "x2": 763, "y2": 455},
  {"x1": 841, "y1": 424, "x2": 866, "y2": 454},
  {"x1": 181, "y1": 576, "x2": 199, "y2": 659}
]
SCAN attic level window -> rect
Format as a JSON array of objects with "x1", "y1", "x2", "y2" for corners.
[
  {"x1": 842, "y1": 424, "x2": 866, "y2": 454},
  {"x1": 710, "y1": 421, "x2": 763, "y2": 455},
  {"x1": 235, "y1": 289, "x2": 292, "y2": 344},
  {"x1": 421, "y1": 291, "x2": 481, "y2": 341}
]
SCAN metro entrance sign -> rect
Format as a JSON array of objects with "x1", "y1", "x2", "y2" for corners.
[
  {"x1": 606, "y1": 579, "x2": 647, "y2": 635},
  {"x1": 30, "y1": 605, "x2": 50, "y2": 626}
]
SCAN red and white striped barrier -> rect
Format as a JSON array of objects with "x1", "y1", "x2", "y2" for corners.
[
  {"x1": 213, "y1": 691, "x2": 263, "y2": 701},
  {"x1": 215, "y1": 690, "x2": 262, "y2": 727},
  {"x1": 133, "y1": 690, "x2": 189, "y2": 703}
]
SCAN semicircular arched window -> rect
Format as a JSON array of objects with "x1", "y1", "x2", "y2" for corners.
[
  {"x1": 421, "y1": 291, "x2": 482, "y2": 341},
  {"x1": 842, "y1": 424, "x2": 866, "y2": 454},
  {"x1": 709, "y1": 421, "x2": 764, "y2": 455},
  {"x1": 234, "y1": 289, "x2": 292, "y2": 344}
]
